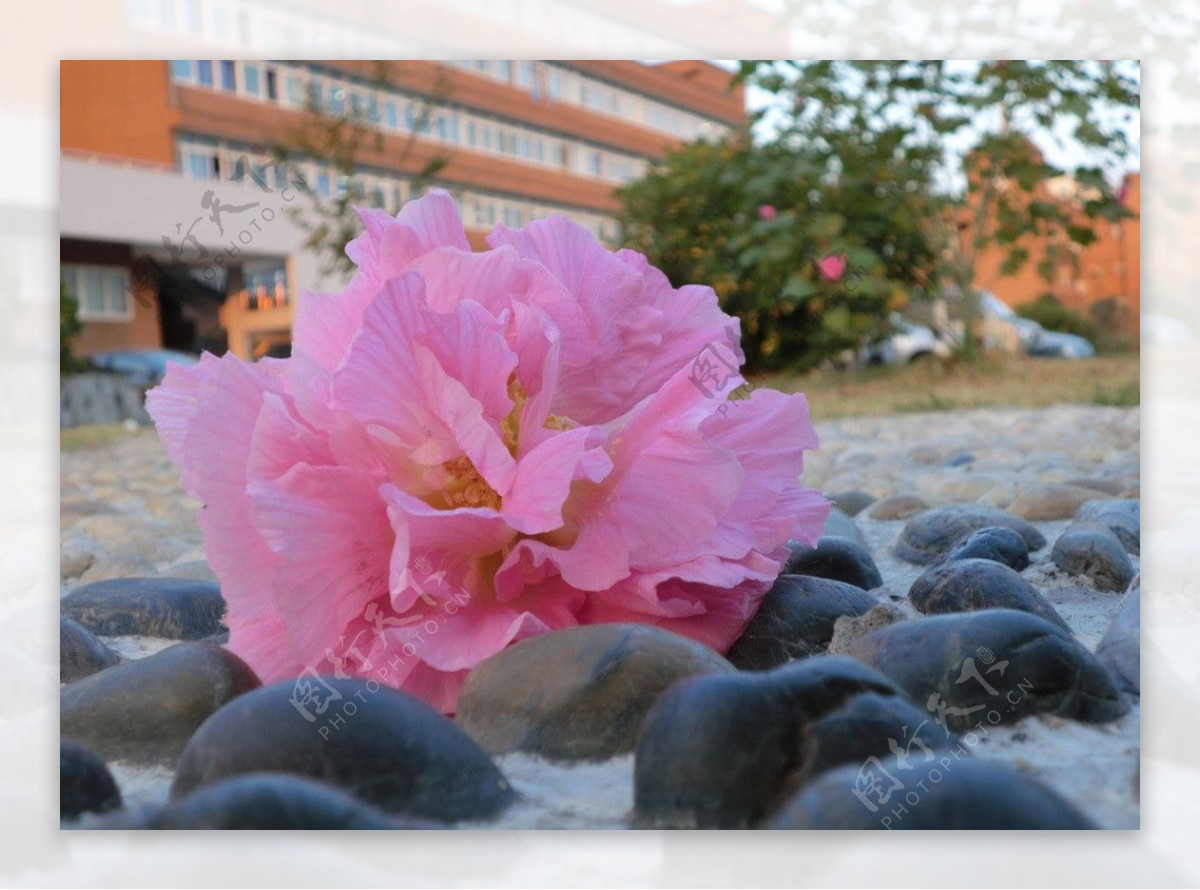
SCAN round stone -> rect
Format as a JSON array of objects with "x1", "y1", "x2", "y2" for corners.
[
  {"x1": 61, "y1": 577, "x2": 226, "y2": 640},
  {"x1": 819, "y1": 508, "x2": 867, "y2": 548},
  {"x1": 1007, "y1": 483, "x2": 1106, "y2": 520},
  {"x1": 867, "y1": 494, "x2": 929, "y2": 521},
  {"x1": 846, "y1": 608, "x2": 1128, "y2": 729},
  {"x1": 1051, "y1": 524, "x2": 1136, "y2": 592},
  {"x1": 172, "y1": 677, "x2": 515, "y2": 822},
  {"x1": 634, "y1": 656, "x2": 939, "y2": 828},
  {"x1": 456, "y1": 623, "x2": 733, "y2": 761},
  {"x1": 1097, "y1": 580, "x2": 1139, "y2": 695},
  {"x1": 60, "y1": 614, "x2": 120, "y2": 683},
  {"x1": 114, "y1": 774, "x2": 435, "y2": 829},
  {"x1": 60, "y1": 641, "x2": 261, "y2": 764},
  {"x1": 826, "y1": 489, "x2": 875, "y2": 517},
  {"x1": 767, "y1": 756, "x2": 1095, "y2": 829},
  {"x1": 908, "y1": 558, "x2": 1069, "y2": 631},
  {"x1": 782, "y1": 535, "x2": 883, "y2": 590},
  {"x1": 1074, "y1": 500, "x2": 1140, "y2": 555},
  {"x1": 895, "y1": 505, "x2": 1046, "y2": 565},
  {"x1": 727, "y1": 575, "x2": 879, "y2": 670},
  {"x1": 931, "y1": 526, "x2": 1030, "y2": 572},
  {"x1": 60, "y1": 738, "x2": 121, "y2": 820}
]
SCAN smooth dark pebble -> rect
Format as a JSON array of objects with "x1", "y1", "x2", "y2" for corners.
[
  {"x1": 61, "y1": 577, "x2": 226, "y2": 640},
  {"x1": 895, "y1": 505, "x2": 1045, "y2": 565},
  {"x1": 782, "y1": 535, "x2": 883, "y2": 590},
  {"x1": 727, "y1": 575, "x2": 879, "y2": 670},
  {"x1": 1050, "y1": 524, "x2": 1136, "y2": 592},
  {"x1": 846, "y1": 608, "x2": 1128, "y2": 730},
  {"x1": 826, "y1": 490, "x2": 875, "y2": 517},
  {"x1": 768, "y1": 756, "x2": 1095, "y2": 829},
  {"x1": 931, "y1": 526, "x2": 1030, "y2": 572},
  {"x1": 635, "y1": 656, "x2": 930, "y2": 828},
  {"x1": 457, "y1": 624, "x2": 733, "y2": 761},
  {"x1": 172, "y1": 677, "x2": 515, "y2": 822},
  {"x1": 60, "y1": 614, "x2": 120, "y2": 683},
  {"x1": 60, "y1": 738, "x2": 121, "y2": 820},
  {"x1": 908, "y1": 558, "x2": 1069, "y2": 631},
  {"x1": 60, "y1": 642, "x2": 260, "y2": 764}
]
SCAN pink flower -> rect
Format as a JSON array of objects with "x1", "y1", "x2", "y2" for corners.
[
  {"x1": 757, "y1": 204, "x2": 777, "y2": 221},
  {"x1": 816, "y1": 252, "x2": 847, "y2": 282},
  {"x1": 147, "y1": 190, "x2": 829, "y2": 713}
]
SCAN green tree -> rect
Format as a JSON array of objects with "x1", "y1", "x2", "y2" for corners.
[
  {"x1": 60, "y1": 274, "x2": 86, "y2": 375},
  {"x1": 271, "y1": 63, "x2": 451, "y2": 279},
  {"x1": 738, "y1": 60, "x2": 1140, "y2": 356},
  {"x1": 619, "y1": 131, "x2": 936, "y2": 371}
]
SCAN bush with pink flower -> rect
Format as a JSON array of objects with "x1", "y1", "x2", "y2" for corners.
[{"x1": 147, "y1": 190, "x2": 829, "y2": 713}]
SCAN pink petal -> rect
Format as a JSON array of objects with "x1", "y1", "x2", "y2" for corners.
[
  {"x1": 249, "y1": 464, "x2": 394, "y2": 656},
  {"x1": 502, "y1": 427, "x2": 612, "y2": 535},
  {"x1": 334, "y1": 274, "x2": 516, "y2": 493}
]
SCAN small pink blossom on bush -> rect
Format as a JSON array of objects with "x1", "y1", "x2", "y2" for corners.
[
  {"x1": 148, "y1": 190, "x2": 829, "y2": 712},
  {"x1": 757, "y1": 204, "x2": 777, "y2": 221},
  {"x1": 816, "y1": 252, "x2": 848, "y2": 282}
]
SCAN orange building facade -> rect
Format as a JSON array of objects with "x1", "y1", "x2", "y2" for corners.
[
  {"x1": 60, "y1": 59, "x2": 745, "y2": 359},
  {"x1": 970, "y1": 171, "x2": 1141, "y2": 333}
]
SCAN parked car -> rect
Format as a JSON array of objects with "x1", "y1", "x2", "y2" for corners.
[
  {"x1": 87, "y1": 349, "x2": 200, "y2": 387},
  {"x1": 1029, "y1": 330, "x2": 1096, "y2": 359},
  {"x1": 860, "y1": 315, "x2": 954, "y2": 366}
]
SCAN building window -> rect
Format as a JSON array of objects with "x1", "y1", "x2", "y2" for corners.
[
  {"x1": 195, "y1": 59, "x2": 214, "y2": 87},
  {"x1": 385, "y1": 101, "x2": 398, "y2": 129},
  {"x1": 285, "y1": 73, "x2": 303, "y2": 106},
  {"x1": 63, "y1": 265, "x2": 132, "y2": 321},
  {"x1": 243, "y1": 63, "x2": 263, "y2": 97},
  {"x1": 265, "y1": 67, "x2": 278, "y2": 101},
  {"x1": 169, "y1": 60, "x2": 191, "y2": 81},
  {"x1": 219, "y1": 60, "x2": 236, "y2": 91}
]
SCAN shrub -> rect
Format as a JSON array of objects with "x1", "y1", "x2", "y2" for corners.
[{"x1": 1016, "y1": 294, "x2": 1098, "y2": 343}]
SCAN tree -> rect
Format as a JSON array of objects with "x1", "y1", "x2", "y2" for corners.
[
  {"x1": 270, "y1": 63, "x2": 451, "y2": 279},
  {"x1": 60, "y1": 274, "x2": 86, "y2": 375},
  {"x1": 618, "y1": 130, "x2": 937, "y2": 371},
  {"x1": 738, "y1": 60, "x2": 1140, "y2": 355}
]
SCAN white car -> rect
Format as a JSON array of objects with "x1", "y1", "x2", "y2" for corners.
[{"x1": 861, "y1": 316, "x2": 953, "y2": 366}]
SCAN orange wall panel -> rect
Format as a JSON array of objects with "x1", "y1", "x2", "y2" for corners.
[{"x1": 60, "y1": 60, "x2": 180, "y2": 166}]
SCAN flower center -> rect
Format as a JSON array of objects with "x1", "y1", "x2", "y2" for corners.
[{"x1": 440, "y1": 455, "x2": 502, "y2": 510}]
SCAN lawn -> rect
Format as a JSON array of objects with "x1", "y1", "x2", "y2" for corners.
[{"x1": 762, "y1": 352, "x2": 1140, "y2": 421}]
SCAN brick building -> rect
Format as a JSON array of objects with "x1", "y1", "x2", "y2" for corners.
[{"x1": 60, "y1": 59, "x2": 744, "y2": 359}]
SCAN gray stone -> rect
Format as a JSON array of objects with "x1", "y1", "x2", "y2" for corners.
[
  {"x1": 895, "y1": 504, "x2": 1046, "y2": 565},
  {"x1": 1074, "y1": 499, "x2": 1140, "y2": 555},
  {"x1": 867, "y1": 494, "x2": 928, "y2": 521},
  {"x1": 456, "y1": 624, "x2": 733, "y2": 761},
  {"x1": 1007, "y1": 483, "x2": 1106, "y2": 520},
  {"x1": 728, "y1": 575, "x2": 879, "y2": 670},
  {"x1": 60, "y1": 739, "x2": 121, "y2": 820},
  {"x1": 83, "y1": 774, "x2": 436, "y2": 830},
  {"x1": 634, "y1": 656, "x2": 948, "y2": 828},
  {"x1": 846, "y1": 609, "x2": 1128, "y2": 729},
  {"x1": 931, "y1": 526, "x2": 1030, "y2": 572},
  {"x1": 818, "y1": 508, "x2": 867, "y2": 548},
  {"x1": 62, "y1": 577, "x2": 226, "y2": 640},
  {"x1": 767, "y1": 757, "x2": 1096, "y2": 829},
  {"x1": 172, "y1": 677, "x2": 514, "y2": 823},
  {"x1": 782, "y1": 535, "x2": 883, "y2": 590},
  {"x1": 61, "y1": 642, "x2": 260, "y2": 764},
  {"x1": 60, "y1": 614, "x2": 121, "y2": 683},
  {"x1": 1051, "y1": 524, "x2": 1136, "y2": 592},
  {"x1": 826, "y1": 490, "x2": 875, "y2": 517},
  {"x1": 908, "y1": 559, "x2": 1069, "y2": 631}
]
